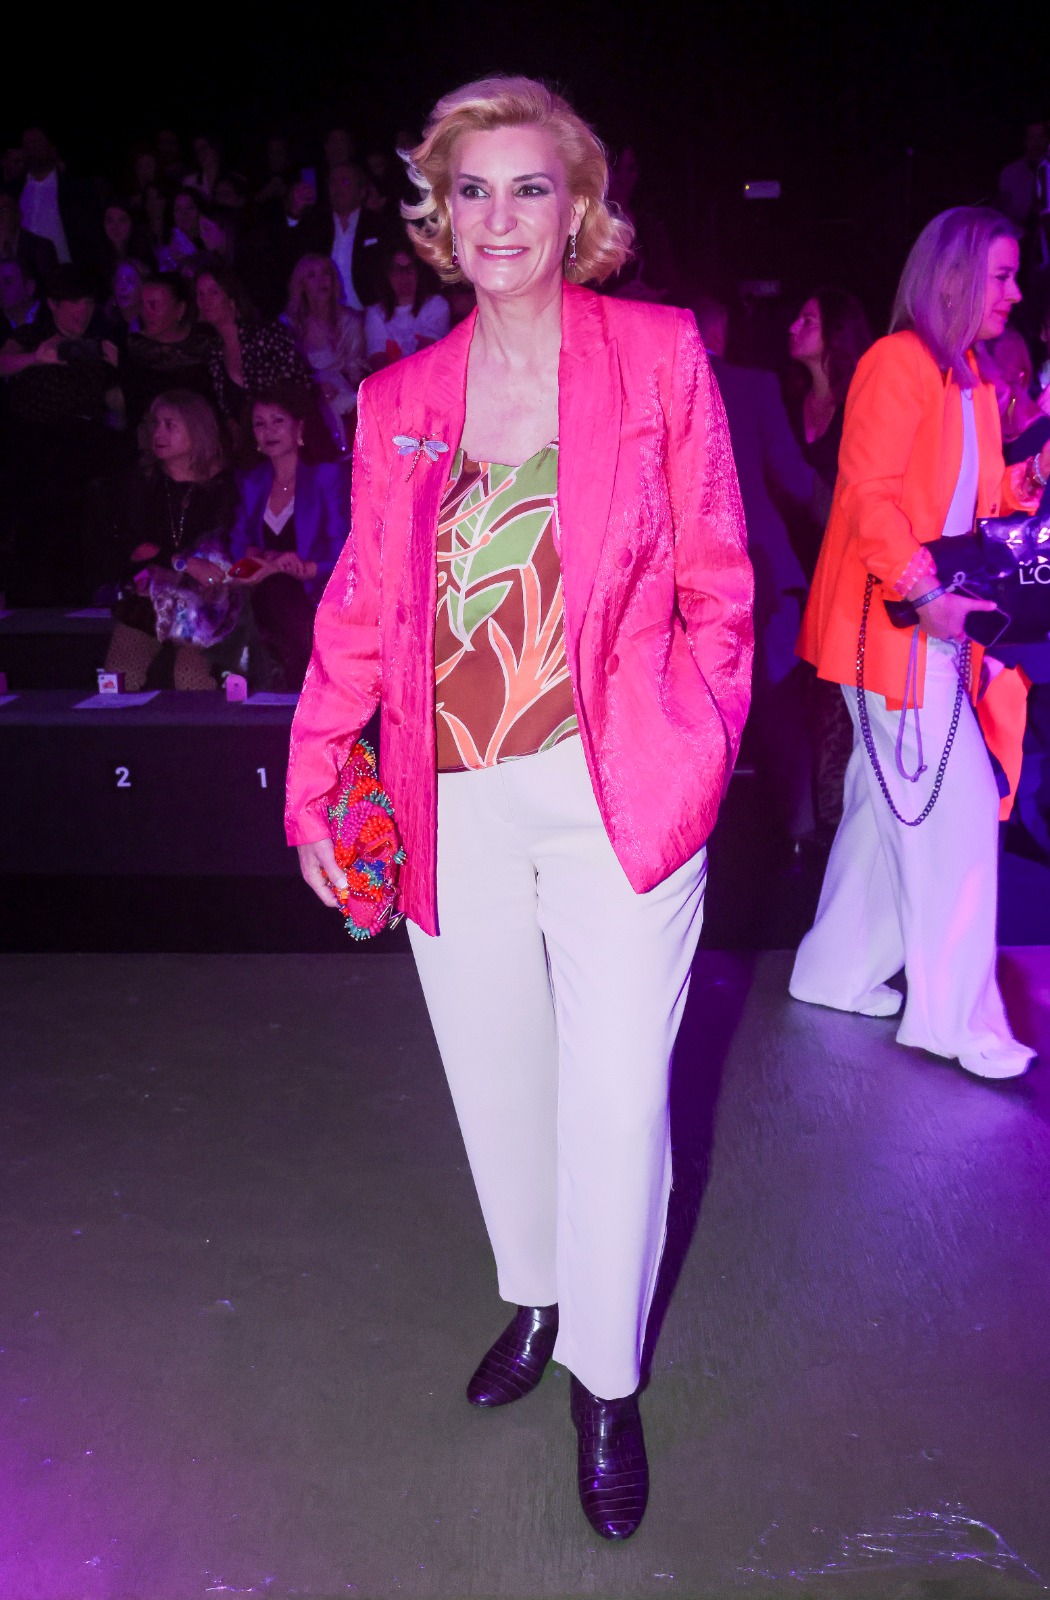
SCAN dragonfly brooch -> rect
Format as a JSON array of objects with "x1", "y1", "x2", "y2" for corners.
[{"x1": 394, "y1": 433, "x2": 450, "y2": 480}]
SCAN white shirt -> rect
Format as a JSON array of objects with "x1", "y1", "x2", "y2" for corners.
[
  {"x1": 20, "y1": 169, "x2": 70, "y2": 263},
  {"x1": 941, "y1": 389, "x2": 979, "y2": 539},
  {"x1": 331, "y1": 209, "x2": 362, "y2": 312},
  {"x1": 365, "y1": 295, "x2": 451, "y2": 360}
]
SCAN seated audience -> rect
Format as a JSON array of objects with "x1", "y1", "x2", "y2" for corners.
[
  {"x1": 0, "y1": 258, "x2": 43, "y2": 339},
  {"x1": 122, "y1": 273, "x2": 216, "y2": 429},
  {"x1": 365, "y1": 246, "x2": 449, "y2": 368},
  {"x1": 0, "y1": 265, "x2": 124, "y2": 603},
  {"x1": 194, "y1": 260, "x2": 313, "y2": 438},
  {"x1": 103, "y1": 200, "x2": 155, "y2": 275},
  {"x1": 284, "y1": 253, "x2": 366, "y2": 448},
  {"x1": 19, "y1": 126, "x2": 104, "y2": 276},
  {"x1": 230, "y1": 385, "x2": 350, "y2": 687},
  {"x1": 255, "y1": 135, "x2": 294, "y2": 207},
  {"x1": 106, "y1": 259, "x2": 147, "y2": 345},
  {"x1": 185, "y1": 135, "x2": 224, "y2": 201},
  {"x1": 104, "y1": 390, "x2": 239, "y2": 689},
  {"x1": 0, "y1": 190, "x2": 58, "y2": 286},
  {"x1": 299, "y1": 161, "x2": 404, "y2": 309}
]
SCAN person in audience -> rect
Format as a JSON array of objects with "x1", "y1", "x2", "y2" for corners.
[
  {"x1": 0, "y1": 265, "x2": 124, "y2": 603},
  {"x1": 696, "y1": 291, "x2": 830, "y2": 846},
  {"x1": 124, "y1": 145, "x2": 159, "y2": 212},
  {"x1": 230, "y1": 385, "x2": 350, "y2": 687},
  {"x1": 103, "y1": 201, "x2": 154, "y2": 274},
  {"x1": 283, "y1": 253, "x2": 366, "y2": 449},
  {"x1": 186, "y1": 135, "x2": 224, "y2": 201},
  {"x1": 605, "y1": 143, "x2": 678, "y2": 302},
  {"x1": 790, "y1": 206, "x2": 1046, "y2": 1080},
  {"x1": 104, "y1": 389, "x2": 238, "y2": 689},
  {"x1": 255, "y1": 135, "x2": 294, "y2": 207},
  {"x1": 139, "y1": 183, "x2": 170, "y2": 266},
  {"x1": 0, "y1": 259, "x2": 43, "y2": 338},
  {"x1": 156, "y1": 129, "x2": 187, "y2": 188},
  {"x1": 322, "y1": 126, "x2": 356, "y2": 173},
  {"x1": 169, "y1": 188, "x2": 208, "y2": 265},
  {"x1": 364, "y1": 245, "x2": 450, "y2": 368},
  {"x1": 19, "y1": 126, "x2": 103, "y2": 275},
  {"x1": 997, "y1": 120, "x2": 1048, "y2": 230},
  {"x1": 194, "y1": 260, "x2": 312, "y2": 438},
  {"x1": 784, "y1": 286, "x2": 873, "y2": 840},
  {"x1": 106, "y1": 258, "x2": 147, "y2": 346},
  {"x1": 0, "y1": 191, "x2": 58, "y2": 286},
  {"x1": 300, "y1": 161, "x2": 404, "y2": 309},
  {"x1": 122, "y1": 273, "x2": 216, "y2": 429},
  {"x1": 785, "y1": 286, "x2": 872, "y2": 509}
]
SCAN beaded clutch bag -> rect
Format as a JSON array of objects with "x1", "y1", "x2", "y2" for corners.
[{"x1": 326, "y1": 740, "x2": 406, "y2": 940}]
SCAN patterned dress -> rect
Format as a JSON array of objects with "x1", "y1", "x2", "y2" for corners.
[{"x1": 434, "y1": 441, "x2": 578, "y2": 771}]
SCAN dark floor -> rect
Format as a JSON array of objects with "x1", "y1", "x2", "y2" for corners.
[{"x1": 2, "y1": 949, "x2": 1049, "y2": 1600}]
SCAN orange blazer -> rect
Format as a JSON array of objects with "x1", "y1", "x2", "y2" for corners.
[{"x1": 798, "y1": 330, "x2": 1032, "y2": 707}]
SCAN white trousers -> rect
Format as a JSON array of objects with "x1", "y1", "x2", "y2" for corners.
[
  {"x1": 791, "y1": 640, "x2": 1023, "y2": 1059},
  {"x1": 407, "y1": 736, "x2": 707, "y2": 1400}
]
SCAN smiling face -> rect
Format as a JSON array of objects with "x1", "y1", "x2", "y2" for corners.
[
  {"x1": 788, "y1": 298, "x2": 824, "y2": 364},
  {"x1": 448, "y1": 124, "x2": 585, "y2": 303},
  {"x1": 976, "y1": 234, "x2": 1023, "y2": 341},
  {"x1": 252, "y1": 402, "x2": 299, "y2": 459}
]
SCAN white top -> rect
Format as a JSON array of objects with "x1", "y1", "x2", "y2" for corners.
[
  {"x1": 330, "y1": 210, "x2": 362, "y2": 313},
  {"x1": 20, "y1": 169, "x2": 70, "y2": 263},
  {"x1": 365, "y1": 295, "x2": 451, "y2": 360},
  {"x1": 263, "y1": 499, "x2": 296, "y2": 537},
  {"x1": 941, "y1": 389, "x2": 979, "y2": 539}
]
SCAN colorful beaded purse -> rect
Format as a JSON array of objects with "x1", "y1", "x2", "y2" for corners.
[{"x1": 326, "y1": 740, "x2": 406, "y2": 940}]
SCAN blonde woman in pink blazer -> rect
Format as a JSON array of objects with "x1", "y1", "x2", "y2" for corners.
[{"x1": 286, "y1": 76, "x2": 752, "y2": 1540}]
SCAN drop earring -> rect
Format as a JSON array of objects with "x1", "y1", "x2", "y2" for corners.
[
  {"x1": 451, "y1": 224, "x2": 459, "y2": 267},
  {"x1": 569, "y1": 230, "x2": 578, "y2": 265}
]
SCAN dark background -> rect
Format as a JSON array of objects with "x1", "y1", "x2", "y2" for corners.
[{"x1": 4, "y1": 1, "x2": 1046, "y2": 331}]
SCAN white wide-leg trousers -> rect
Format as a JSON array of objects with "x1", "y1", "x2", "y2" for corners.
[
  {"x1": 790, "y1": 640, "x2": 1026, "y2": 1061},
  {"x1": 407, "y1": 736, "x2": 707, "y2": 1400}
]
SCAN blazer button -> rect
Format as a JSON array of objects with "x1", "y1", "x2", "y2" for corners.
[
  {"x1": 618, "y1": 546, "x2": 633, "y2": 568},
  {"x1": 387, "y1": 706, "x2": 404, "y2": 726},
  {"x1": 606, "y1": 654, "x2": 620, "y2": 675},
  {"x1": 396, "y1": 603, "x2": 408, "y2": 624}
]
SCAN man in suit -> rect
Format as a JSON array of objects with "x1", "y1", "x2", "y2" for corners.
[
  {"x1": 0, "y1": 191, "x2": 58, "y2": 286},
  {"x1": 696, "y1": 294, "x2": 830, "y2": 843},
  {"x1": 18, "y1": 127, "x2": 104, "y2": 281},
  {"x1": 297, "y1": 162, "x2": 404, "y2": 309}
]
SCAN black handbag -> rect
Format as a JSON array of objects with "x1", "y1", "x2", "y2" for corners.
[{"x1": 884, "y1": 511, "x2": 1050, "y2": 646}]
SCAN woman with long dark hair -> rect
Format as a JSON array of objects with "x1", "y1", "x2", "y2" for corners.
[
  {"x1": 786, "y1": 285, "x2": 872, "y2": 496},
  {"x1": 363, "y1": 244, "x2": 449, "y2": 369},
  {"x1": 790, "y1": 208, "x2": 1049, "y2": 1080}
]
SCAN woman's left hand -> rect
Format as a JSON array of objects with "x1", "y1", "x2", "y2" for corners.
[{"x1": 185, "y1": 556, "x2": 226, "y2": 590}]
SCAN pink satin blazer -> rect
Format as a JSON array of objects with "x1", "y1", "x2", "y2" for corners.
[{"x1": 285, "y1": 284, "x2": 752, "y2": 935}]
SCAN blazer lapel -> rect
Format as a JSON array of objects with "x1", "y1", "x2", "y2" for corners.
[
  {"x1": 557, "y1": 286, "x2": 622, "y2": 653},
  {"x1": 376, "y1": 312, "x2": 476, "y2": 662}
]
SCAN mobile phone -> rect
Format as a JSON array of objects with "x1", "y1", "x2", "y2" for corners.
[{"x1": 300, "y1": 166, "x2": 317, "y2": 191}]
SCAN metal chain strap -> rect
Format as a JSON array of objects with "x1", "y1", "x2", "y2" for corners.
[{"x1": 855, "y1": 573, "x2": 970, "y2": 827}]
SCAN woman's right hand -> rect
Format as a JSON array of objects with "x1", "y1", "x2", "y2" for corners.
[
  {"x1": 297, "y1": 837, "x2": 347, "y2": 908},
  {"x1": 917, "y1": 590, "x2": 998, "y2": 642}
]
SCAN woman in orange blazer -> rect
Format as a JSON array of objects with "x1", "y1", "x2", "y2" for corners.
[{"x1": 791, "y1": 207, "x2": 1050, "y2": 1079}]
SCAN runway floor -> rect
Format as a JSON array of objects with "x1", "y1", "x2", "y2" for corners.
[{"x1": 2, "y1": 948, "x2": 1049, "y2": 1600}]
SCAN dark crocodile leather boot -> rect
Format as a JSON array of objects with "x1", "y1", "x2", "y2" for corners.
[
  {"x1": 466, "y1": 1304, "x2": 559, "y2": 1406},
  {"x1": 570, "y1": 1374, "x2": 649, "y2": 1539}
]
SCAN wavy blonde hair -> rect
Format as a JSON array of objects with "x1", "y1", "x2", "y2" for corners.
[
  {"x1": 400, "y1": 75, "x2": 634, "y2": 287},
  {"x1": 890, "y1": 206, "x2": 1019, "y2": 389}
]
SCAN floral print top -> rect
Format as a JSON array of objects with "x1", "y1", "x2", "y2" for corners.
[{"x1": 434, "y1": 441, "x2": 578, "y2": 771}]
